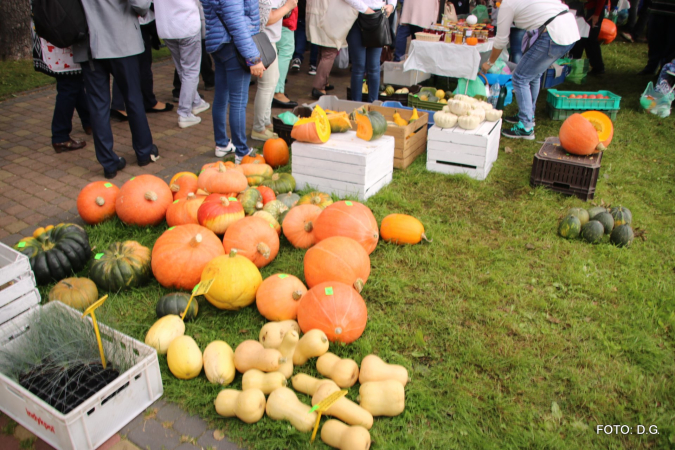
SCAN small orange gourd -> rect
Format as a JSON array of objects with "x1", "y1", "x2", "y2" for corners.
[
  {"x1": 222, "y1": 216, "x2": 280, "y2": 268},
  {"x1": 76, "y1": 181, "x2": 119, "y2": 225},
  {"x1": 256, "y1": 273, "x2": 307, "y2": 321},
  {"x1": 263, "y1": 137, "x2": 290, "y2": 168},
  {"x1": 380, "y1": 214, "x2": 431, "y2": 245},
  {"x1": 282, "y1": 204, "x2": 322, "y2": 249}
]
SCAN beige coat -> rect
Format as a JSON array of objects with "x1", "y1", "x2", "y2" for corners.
[
  {"x1": 307, "y1": 0, "x2": 358, "y2": 48},
  {"x1": 400, "y1": 0, "x2": 438, "y2": 28}
]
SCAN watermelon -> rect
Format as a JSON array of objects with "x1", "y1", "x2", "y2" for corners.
[
  {"x1": 587, "y1": 206, "x2": 607, "y2": 219},
  {"x1": 610, "y1": 225, "x2": 634, "y2": 248},
  {"x1": 610, "y1": 206, "x2": 632, "y2": 227},
  {"x1": 594, "y1": 212, "x2": 615, "y2": 235},
  {"x1": 581, "y1": 220, "x2": 605, "y2": 244},
  {"x1": 558, "y1": 215, "x2": 581, "y2": 239},
  {"x1": 567, "y1": 207, "x2": 590, "y2": 226}
]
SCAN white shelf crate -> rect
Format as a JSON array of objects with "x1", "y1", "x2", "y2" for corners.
[
  {"x1": 382, "y1": 61, "x2": 431, "y2": 86},
  {"x1": 292, "y1": 131, "x2": 394, "y2": 200},
  {"x1": 0, "y1": 242, "x2": 40, "y2": 326},
  {"x1": 426, "y1": 120, "x2": 502, "y2": 181}
]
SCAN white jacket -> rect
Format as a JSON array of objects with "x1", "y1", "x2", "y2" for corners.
[{"x1": 307, "y1": 0, "x2": 358, "y2": 48}]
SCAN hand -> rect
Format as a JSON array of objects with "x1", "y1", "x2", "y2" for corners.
[
  {"x1": 365, "y1": 7, "x2": 375, "y2": 14},
  {"x1": 384, "y1": 4, "x2": 394, "y2": 17},
  {"x1": 250, "y1": 62, "x2": 265, "y2": 78},
  {"x1": 590, "y1": 15, "x2": 599, "y2": 27},
  {"x1": 285, "y1": 0, "x2": 298, "y2": 11},
  {"x1": 482, "y1": 62, "x2": 492, "y2": 73}
]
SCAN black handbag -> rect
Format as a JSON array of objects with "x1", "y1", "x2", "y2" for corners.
[
  {"x1": 220, "y1": 19, "x2": 277, "y2": 72},
  {"x1": 357, "y1": 9, "x2": 392, "y2": 48}
]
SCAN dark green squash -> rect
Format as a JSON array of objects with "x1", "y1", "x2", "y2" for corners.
[
  {"x1": 558, "y1": 215, "x2": 581, "y2": 239},
  {"x1": 14, "y1": 223, "x2": 91, "y2": 285},
  {"x1": 587, "y1": 206, "x2": 607, "y2": 220},
  {"x1": 89, "y1": 241, "x2": 151, "y2": 291},
  {"x1": 567, "y1": 207, "x2": 590, "y2": 226},
  {"x1": 594, "y1": 212, "x2": 615, "y2": 235},
  {"x1": 355, "y1": 111, "x2": 387, "y2": 141},
  {"x1": 581, "y1": 220, "x2": 605, "y2": 244},
  {"x1": 262, "y1": 173, "x2": 296, "y2": 194},
  {"x1": 237, "y1": 188, "x2": 263, "y2": 215},
  {"x1": 610, "y1": 206, "x2": 632, "y2": 227},
  {"x1": 610, "y1": 225, "x2": 634, "y2": 248},
  {"x1": 156, "y1": 292, "x2": 198, "y2": 321}
]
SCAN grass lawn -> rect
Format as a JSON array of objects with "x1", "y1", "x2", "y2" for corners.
[{"x1": 30, "y1": 41, "x2": 675, "y2": 449}]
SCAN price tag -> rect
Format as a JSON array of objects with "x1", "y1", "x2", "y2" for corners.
[
  {"x1": 308, "y1": 390, "x2": 348, "y2": 442},
  {"x1": 345, "y1": 201, "x2": 353, "y2": 206},
  {"x1": 173, "y1": 200, "x2": 179, "y2": 204},
  {"x1": 130, "y1": 177, "x2": 135, "y2": 181},
  {"x1": 104, "y1": 183, "x2": 113, "y2": 188},
  {"x1": 95, "y1": 253, "x2": 104, "y2": 260},
  {"x1": 278, "y1": 274, "x2": 288, "y2": 279},
  {"x1": 168, "y1": 226, "x2": 175, "y2": 231},
  {"x1": 228, "y1": 197, "x2": 238, "y2": 201},
  {"x1": 324, "y1": 287, "x2": 334, "y2": 296},
  {"x1": 183, "y1": 278, "x2": 215, "y2": 321}
]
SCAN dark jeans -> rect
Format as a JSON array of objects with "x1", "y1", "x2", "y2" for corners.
[
  {"x1": 509, "y1": 27, "x2": 526, "y2": 64},
  {"x1": 645, "y1": 14, "x2": 675, "y2": 72},
  {"x1": 393, "y1": 24, "x2": 423, "y2": 62},
  {"x1": 82, "y1": 56, "x2": 154, "y2": 173},
  {"x1": 626, "y1": 0, "x2": 650, "y2": 39},
  {"x1": 111, "y1": 22, "x2": 158, "y2": 111},
  {"x1": 172, "y1": 38, "x2": 215, "y2": 98},
  {"x1": 346, "y1": 22, "x2": 382, "y2": 103},
  {"x1": 571, "y1": 9, "x2": 605, "y2": 72},
  {"x1": 52, "y1": 75, "x2": 90, "y2": 144},
  {"x1": 293, "y1": 16, "x2": 318, "y2": 65}
]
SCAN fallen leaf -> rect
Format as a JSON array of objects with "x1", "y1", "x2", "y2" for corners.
[
  {"x1": 547, "y1": 315, "x2": 561, "y2": 324},
  {"x1": 505, "y1": 146, "x2": 513, "y2": 153},
  {"x1": 551, "y1": 401, "x2": 563, "y2": 420},
  {"x1": 610, "y1": 286, "x2": 618, "y2": 292},
  {"x1": 214, "y1": 430, "x2": 225, "y2": 441},
  {"x1": 584, "y1": 317, "x2": 591, "y2": 322},
  {"x1": 239, "y1": 329, "x2": 249, "y2": 334},
  {"x1": 525, "y1": 243, "x2": 535, "y2": 250}
]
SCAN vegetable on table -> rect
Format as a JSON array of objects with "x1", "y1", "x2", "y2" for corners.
[
  {"x1": 559, "y1": 111, "x2": 613, "y2": 155},
  {"x1": 355, "y1": 110, "x2": 387, "y2": 141}
]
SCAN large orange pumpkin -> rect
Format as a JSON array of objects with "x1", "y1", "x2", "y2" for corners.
[
  {"x1": 116, "y1": 174, "x2": 173, "y2": 226},
  {"x1": 77, "y1": 181, "x2": 119, "y2": 225},
  {"x1": 380, "y1": 214, "x2": 430, "y2": 245},
  {"x1": 170, "y1": 174, "x2": 199, "y2": 200},
  {"x1": 198, "y1": 194, "x2": 245, "y2": 234},
  {"x1": 304, "y1": 236, "x2": 370, "y2": 292},
  {"x1": 166, "y1": 193, "x2": 206, "y2": 227},
  {"x1": 152, "y1": 224, "x2": 224, "y2": 290},
  {"x1": 313, "y1": 201, "x2": 379, "y2": 254},
  {"x1": 256, "y1": 273, "x2": 307, "y2": 321},
  {"x1": 222, "y1": 216, "x2": 279, "y2": 268},
  {"x1": 297, "y1": 281, "x2": 367, "y2": 344},
  {"x1": 262, "y1": 137, "x2": 290, "y2": 168},
  {"x1": 282, "y1": 204, "x2": 322, "y2": 249},
  {"x1": 199, "y1": 162, "x2": 248, "y2": 194},
  {"x1": 559, "y1": 111, "x2": 613, "y2": 156}
]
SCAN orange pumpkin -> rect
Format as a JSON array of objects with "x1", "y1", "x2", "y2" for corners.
[
  {"x1": 233, "y1": 163, "x2": 274, "y2": 186},
  {"x1": 170, "y1": 174, "x2": 199, "y2": 200},
  {"x1": 197, "y1": 194, "x2": 245, "y2": 234},
  {"x1": 199, "y1": 162, "x2": 249, "y2": 194},
  {"x1": 166, "y1": 193, "x2": 206, "y2": 227},
  {"x1": 76, "y1": 181, "x2": 119, "y2": 225},
  {"x1": 304, "y1": 236, "x2": 370, "y2": 293},
  {"x1": 380, "y1": 214, "x2": 430, "y2": 245},
  {"x1": 256, "y1": 186, "x2": 276, "y2": 205},
  {"x1": 598, "y1": 18, "x2": 617, "y2": 44},
  {"x1": 262, "y1": 137, "x2": 290, "y2": 168},
  {"x1": 170, "y1": 171, "x2": 198, "y2": 186},
  {"x1": 241, "y1": 151, "x2": 266, "y2": 165},
  {"x1": 466, "y1": 37, "x2": 478, "y2": 46},
  {"x1": 297, "y1": 281, "x2": 367, "y2": 344},
  {"x1": 256, "y1": 273, "x2": 307, "y2": 321},
  {"x1": 151, "y1": 224, "x2": 224, "y2": 290},
  {"x1": 252, "y1": 210, "x2": 281, "y2": 235},
  {"x1": 116, "y1": 174, "x2": 173, "y2": 226},
  {"x1": 313, "y1": 201, "x2": 379, "y2": 255},
  {"x1": 559, "y1": 111, "x2": 613, "y2": 156},
  {"x1": 222, "y1": 216, "x2": 279, "y2": 268},
  {"x1": 201, "y1": 161, "x2": 235, "y2": 172},
  {"x1": 282, "y1": 204, "x2": 322, "y2": 249},
  {"x1": 291, "y1": 105, "x2": 331, "y2": 144}
]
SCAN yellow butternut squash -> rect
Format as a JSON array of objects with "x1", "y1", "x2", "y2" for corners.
[
  {"x1": 203, "y1": 340, "x2": 235, "y2": 385},
  {"x1": 293, "y1": 329, "x2": 330, "y2": 366},
  {"x1": 358, "y1": 380, "x2": 405, "y2": 416},
  {"x1": 265, "y1": 387, "x2": 317, "y2": 433},
  {"x1": 358, "y1": 354, "x2": 409, "y2": 386},
  {"x1": 321, "y1": 419, "x2": 371, "y2": 450},
  {"x1": 291, "y1": 373, "x2": 338, "y2": 396},
  {"x1": 167, "y1": 335, "x2": 202, "y2": 380},
  {"x1": 277, "y1": 329, "x2": 299, "y2": 378},
  {"x1": 144, "y1": 314, "x2": 185, "y2": 355},
  {"x1": 242, "y1": 369, "x2": 286, "y2": 394},
  {"x1": 259, "y1": 320, "x2": 301, "y2": 349},
  {"x1": 316, "y1": 352, "x2": 359, "y2": 388},
  {"x1": 234, "y1": 340, "x2": 285, "y2": 373},
  {"x1": 214, "y1": 388, "x2": 266, "y2": 424},
  {"x1": 312, "y1": 381, "x2": 373, "y2": 429}
]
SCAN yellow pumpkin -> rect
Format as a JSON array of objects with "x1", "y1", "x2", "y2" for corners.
[
  {"x1": 327, "y1": 112, "x2": 352, "y2": 133},
  {"x1": 380, "y1": 214, "x2": 430, "y2": 245},
  {"x1": 167, "y1": 335, "x2": 203, "y2": 380},
  {"x1": 201, "y1": 249, "x2": 262, "y2": 310}
]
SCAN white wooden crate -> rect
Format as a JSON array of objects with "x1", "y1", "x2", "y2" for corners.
[
  {"x1": 0, "y1": 242, "x2": 39, "y2": 326},
  {"x1": 292, "y1": 131, "x2": 394, "y2": 200},
  {"x1": 426, "y1": 120, "x2": 502, "y2": 181}
]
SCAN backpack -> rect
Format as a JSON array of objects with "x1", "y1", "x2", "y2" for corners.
[{"x1": 31, "y1": 0, "x2": 88, "y2": 49}]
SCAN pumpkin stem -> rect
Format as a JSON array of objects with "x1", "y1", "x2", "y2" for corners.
[
  {"x1": 292, "y1": 290, "x2": 303, "y2": 301},
  {"x1": 421, "y1": 233, "x2": 432, "y2": 243},
  {"x1": 95, "y1": 196, "x2": 105, "y2": 206},
  {"x1": 190, "y1": 234, "x2": 203, "y2": 247},
  {"x1": 304, "y1": 221, "x2": 313, "y2": 233},
  {"x1": 170, "y1": 184, "x2": 180, "y2": 193},
  {"x1": 145, "y1": 191, "x2": 158, "y2": 202},
  {"x1": 257, "y1": 242, "x2": 271, "y2": 259},
  {"x1": 353, "y1": 279, "x2": 364, "y2": 293},
  {"x1": 272, "y1": 174, "x2": 280, "y2": 181},
  {"x1": 596, "y1": 143, "x2": 607, "y2": 152},
  {"x1": 187, "y1": 192, "x2": 196, "y2": 200},
  {"x1": 334, "y1": 327, "x2": 342, "y2": 335},
  {"x1": 320, "y1": 336, "x2": 328, "y2": 343},
  {"x1": 279, "y1": 357, "x2": 287, "y2": 364},
  {"x1": 220, "y1": 197, "x2": 230, "y2": 206},
  {"x1": 255, "y1": 201, "x2": 263, "y2": 210},
  {"x1": 62, "y1": 281, "x2": 73, "y2": 289},
  {"x1": 218, "y1": 162, "x2": 227, "y2": 173},
  {"x1": 310, "y1": 196, "x2": 321, "y2": 205},
  {"x1": 229, "y1": 249, "x2": 238, "y2": 258}
]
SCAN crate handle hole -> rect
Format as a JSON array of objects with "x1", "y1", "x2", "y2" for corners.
[
  {"x1": 101, "y1": 382, "x2": 130, "y2": 406},
  {"x1": 133, "y1": 349, "x2": 140, "y2": 356},
  {"x1": 553, "y1": 182, "x2": 571, "y2": 189},
  {"x1": 119, "y1": 342, "x2": 127, "y2": 350},
  {"x1": 6, "y1": 384, "x2": 24, "y2": 399},
  {"x1": 87, "y1": 407, "x2": 96, "y2": 416},
  {"x1": 134, "y1": 374, "x2": 142, "y2": 380},
  {"x1": 436, "y1": 161, "x2": 478, "y2": 170}
]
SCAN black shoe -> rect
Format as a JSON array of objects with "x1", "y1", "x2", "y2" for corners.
[
  {"x1": 104, "y1": 157, "x2": 126, "y2": 179},
  {"x1": 138, "y1": 144, "x2": 159, "y2": 166},
  {"x1": 502, "y1": 123, "x2": 535, "y2": 140},
  {"x1": 503, "y1": 115, "x2": 519, "y2": 124},
  {"x1": 110, "y1": 109, "x2": 129, "y2": 122},
  {"x1": 311, "y1": 88, "x2": 325, "y2": 100},
  {"x1": 146, "y1": 103, "x2": 174, "y2": 113},
  {"x1": 324, "y1": 84, "x2": 334, "y2": 91},
  {"x1": 272, "y1": 98, "x2": 299, "y2": 108}
]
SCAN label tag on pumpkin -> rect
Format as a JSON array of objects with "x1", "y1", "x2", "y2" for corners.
[
  {"x1": 192, "y1": 278, "x2": 215, "y2": 296},
  {"x1": 130, "y1": 177, "x2": 135, "y2": 181},
  {"x1": 309, "y1": 390, "x2": 349, "y2": 443},
  {"x1": 345, "y1": 201, "x2": 353, "y2": 206},
  {"x1": 228, "y1": 197, "x2": 237, "y2": 201},
  {"x1": 278, "y1": 274, "x2": 288, "y2": 279},
  {"x1": 94, "y1": 253, "x2": 104, "y2": 260},
  {"x1": 17, "y1": 241, "x2": 26, "y2": 248},
  {"x1": 324, "y1": 287, "x2": 334, "y2": 296},
  {"x1": 104, "y1": 183, "x2": 113, "y2": 188},
  {"x1": 81, "y1": 295, "x2": 109, "y2": 369},
  {"x1": 173, "y1": 200, "x2": 179, "y2": 204},
  {"x1": 168, "y1": 226, "x2": 175, "y2": 231}
]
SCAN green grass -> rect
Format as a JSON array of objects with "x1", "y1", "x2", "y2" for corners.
[{"x1": 30, "y1": 42, "x2": 675, "y2": 449}]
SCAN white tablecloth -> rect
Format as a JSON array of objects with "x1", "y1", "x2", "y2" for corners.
[{"x1": 402, "y1": 39, "x2": 495, "y2": 80}]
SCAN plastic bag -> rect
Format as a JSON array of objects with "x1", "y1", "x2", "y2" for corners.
[
  {"x1": 455, "y1": 73, "x2": 489, "y2": 98},
  {"x1": 335, "y1": 47, "x2": 349, "y2": 70},
  {"x1": 278, "y1": 112, "x2": 299, "y2": 126},
  {"x1": 566, "y1": 59, "x2": 590, "y2": 84},
  {"x1": 640, "y1": 81, "x2": 675, "y2": 118},
  {"x1": 471, "y1": 5, "x2": 489, "y2": 23}
]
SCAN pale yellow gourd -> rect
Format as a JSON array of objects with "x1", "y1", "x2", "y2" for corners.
[
  {"x1": 358, "y1": 380, "x2": 405, "y2": 416},
  {"x1": 312, "y1": 381, "x2": 373, "y2": 429},
  {"x1": 214, "y1": 388, "x2": 266, "y2": 424},
  {"x1": 458, "y1": 113, "x2": 481, "y2": 130},
  {"x1": 265, "y1": 387, "x2": 317, "y2": 433},
  {"x1": 258, "y1": 320, "x2": 301, "y2": 349},
  {"x1": 242, "y1": 369, "x2": 287, "y2": 394},
  {"x1": 203, "y1": 340, "x2": 235, "y2": 385},
  {"x1": 433, "y1": 111, "x2": 458, "y2": 129},
  {"x1": 321, "y1": 419, "x2": 371, "y2": 450},
  {"x1": 359, "y1": 355, "x2": 409, "y2": 386},
  {"x1": 453, "y1": 94, "x2": 478, "y2": 104},
  {"x1": 447, "y1": 99, "x2": 472, "y2": 116},
  {"x1": 293, "y1": 329, "x2": 330, "y2": 366},
  {"x1": 485, "y1": 109, "x2": 503, "y2": 122},
  {"x1": 291, "y1": 373, "x2": 338, "y2": 395},
  {"x1": 144, "y1": 314, "x2": 185, "y2": 355},
  {"x1": 234, "y1": 340, "x2": 285, "y2": 373},
  {"x1": 470, "y1": 105, "x2": 486, "y2": 122},
  {"x1": 276, "y1": 329, "x2": 299, "y2": 378},
  {"x1": 477, "y1": 100, "x2": 494, "y2": 111},
  {"x1": 167, "y1": 335, "x2": 202, "y2": 380},
  {"x1": 316, "y1": 352, "x2": 359, "y2": 388}
]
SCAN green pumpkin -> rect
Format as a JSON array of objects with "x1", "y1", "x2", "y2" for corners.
[
  {"x1": 238, "y1": 188, "x2": 263, "y2": 215},
  {"x1": 156, "y1": 292, "x2": 198, "y2": 321},
  {"x1": 14, "y1": 223, "x2": 91, "y2": 285},
  {"x1": 262, "y1": 173, "x2": 296, "y2": 194},
  {"x1": 385, "y1": 85, "x2": 395, "y2": 96},
  {"x1": 610, "y1": 206, "x2": 632, "y2": 227},
  {"x1": 594, "y1": 212, "x2": 615, "y2": 235},
  {"x1": 581, "y1": 220, "x2": 605, "y2": 244},
  {"x1": 355, "y1": 111, "x2": 388, "y2": 142},
  {"x1": 567, "y1": 208, "x2": 590, "y2": 226},
  {"x1": 610, "y1": 225, "x2": 634, "y2": 248},
  {"x1": 558, "y1": 215, "x2": 581, "y2": 239},
  {"x1": 587, "y1": 206, "x2": 607, "y2": 220},
  {"x1": 262, "y1": 200, "x2": 289, "y2": 221},
  {"x1": 89, "y1": 241, "x2": 151, "y2": 291},
  {"x1": 276, "y1": 192, "x2": 300, "y2": 209}
]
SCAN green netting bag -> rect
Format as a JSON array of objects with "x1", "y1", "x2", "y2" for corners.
[{"x1": 471, "y1": 5, "x2": 489, "y2": 23}]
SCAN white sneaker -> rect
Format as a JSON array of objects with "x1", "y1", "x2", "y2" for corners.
[
  {"x1": 178, "y1": 114, "x2": 201, "y2": 128},
  {"x1": 193, "y1": 100, "x2": 210, "y2": 115},
  {"x1": 235, "y1": 148, "x2": 253, "y2": 164},
  {"x1": 215, "y1": 141, "x2": 235, "y2": 157},
  {"x1": 251, "y1": 128, "x2": 275, "y2": 141}
]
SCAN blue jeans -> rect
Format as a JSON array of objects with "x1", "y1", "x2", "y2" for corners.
[
  {"x1": 293, "y1": 17, "x2": 318, "y2": 66},
  {"x1": 512, "y1": 32, "x2": 575, "y2": 129},
  {"x1": 212, "y1": 43, "x2": 251, "y2": 157},
  {"x1": 509, "y1": 27, "x2": 526, "y2": 64},
  {"x1": 52, "y1": 75, "x2": 90, "y2": 144},
  {"x1": 393, "y1": 24, "x2": 422, "y2": 62},
  {"x1": 347, "y1": 23, "x2": 382, "y2": 103}
]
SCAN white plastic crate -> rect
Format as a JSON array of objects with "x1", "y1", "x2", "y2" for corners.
[
  {"x1": 292, "y1": 131, "x2": 394, "y2": 200},
  {"x1": 0, "y1": 301, "x2": 163, "y2": 450},
  {"x1": 426, "y1": 120, "x2": 502, "y2": 181},
  {"x1": 382, "y1": 61, "x2": 431, "y2": 86},
  {"x1": 0, "y1": 242, "x2": 39, "y2": 325},
  {"x1": 305, "y1": 95, "x2": 381, "y2": 111}
]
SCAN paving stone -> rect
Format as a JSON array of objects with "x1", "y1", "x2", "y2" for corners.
[
  {"x1": 156, "y1": 402, "x2": 186, "y2": 423},
  {"x1": 174, "y1": 443, "x2": 200, "y2": 450},
  {"x1": 5, "y1": 220, "x2": 28, "y2": 234},
  {"x1": 119, "y1": 411, "x2": 148, "y2": 437},
  {"x1": 110, "y1": 439, "x2": 143, "y2": 450},
  {"x1": 172, "y1": 414, "x2": 208, "y2": 439},
  {"x1": 126, "y1": 419, "x2": 179, "y2": 450}
]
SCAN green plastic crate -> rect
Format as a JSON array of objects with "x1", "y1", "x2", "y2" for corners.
[
  {"x1": 547, "y1": 89, "x2": 621, "y2": 110},
  {"x1": 547, "y1": 104, "x2": 618, "y2": 121},
  {"x1": 408, "y1": 87, "x2": 446, "y2": 111}
]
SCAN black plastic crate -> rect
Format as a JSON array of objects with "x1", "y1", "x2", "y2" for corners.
[
  {"x1": 272, "y1": 106, "x2": 312, "y2": 146},
  {"x1": 346, "y1": 84, "x2": 422, "y2": 105},
  {"x1": 530, "y1": 137, "x2": 602, "y2": 201}
]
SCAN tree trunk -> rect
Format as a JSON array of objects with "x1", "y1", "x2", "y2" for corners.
[{"x1": 0, "y1": 0, "x2": 32, "y2": 61}]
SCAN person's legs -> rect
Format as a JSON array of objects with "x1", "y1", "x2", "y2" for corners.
[
  {"x1": 644, "y1": 14, "x2": 664, "y2": 72},
  {"x1": 139, "y1": 23, "x2": 159, "y2": 110},
  {"x1": 393, "y1": 24, "x2": 411, "y2": 62},
  {"x1": 365, "y1": 46, "x2": 383, "y2": 103},
  {"x1": 172, "y1": 69, "x2": 181, "y2": 100},
  {"x1": 200, "y1": 39, "x2": 215, "y2": 88},
  {"x1": 167, "y1": 35, "x2": 202, "y2": 119},
  {"x1": 293, "y1": 17, "x2": 308, "y2": 62},
  {"x1": 347, "y1": 23, "x2": 366, "y2": 102},
  {"x1": 312, "y1": 46, "x2": 338, "y2": 93},
  {"x1": 73, "y1": 74, "x2": 91, "y2": 130},
  {"x1": 252, "y1": 43, "x2": 279, "y2": 135},
  {"x1": 52, "y1": 76, "x2": 80, "y2": 144},
  {"x1": 110, "y1": 79, "x2": 126, "y2": 112},
  {"x1": 509, "y1": 27, "x2": 526, "y2": 63},
  {"x1": 310, "y1": 44, "x2": 319, "y2": 67},
  {"x1": 275, "y1": 27, "x2": 295, "y2": 94},
  {"x1": 585, "y1": 9, "x2": 605, "y2": 73}
]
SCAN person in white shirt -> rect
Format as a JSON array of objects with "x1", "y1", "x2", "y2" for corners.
[
  {"x1": 154, "y1": 0, "x2": 210, "y2": 128},
  {"x1": 482, "y1": 0, "x2": 580, "y2": 140}
]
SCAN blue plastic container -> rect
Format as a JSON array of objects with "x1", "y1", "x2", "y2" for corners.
[
  {"x1": 381, "y1": 101, "x2": 436, "y2": 128},
  {"x1": 482, "y1": 74, "x2": 513, "y2": 107},
  {"x1": 540, "y1": 65, "x2": 571, "y2": 89}
]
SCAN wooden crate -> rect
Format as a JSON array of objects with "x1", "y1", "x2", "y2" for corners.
[
  {"x1": 292, "y1": 131, "x2": 394, "y2": 200},
  {"x1": 426, "y1": 120, "x2": 502, "y2": 181}
]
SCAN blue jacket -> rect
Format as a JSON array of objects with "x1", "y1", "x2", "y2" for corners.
[{"x1": 202, "y1": 0, "x2": 261, "y2": 66}]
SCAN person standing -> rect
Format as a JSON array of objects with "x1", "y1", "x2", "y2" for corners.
[
  {"x1": 393, "y1": 0, "x2": 437, "y2": 62},
  {"x1": 172, "y1": 5, "x2": 215, "y2": 101},
  {"x1": 482, "y1": 0, "x2": 580, "y2": 140},
  {"x1": 273, "y1": 6, "x2": 299, "y2": 108},
  {"x1": 73, "y1": 0, "x2": 159, "y2": 179},
  {"x1": 291, "y1": 0, "x2": 319, "y2": 74},
  {"x1": 570, "y1": 0, "x2": 606, "y2": 75},
  {"x1": 639, "y1": 0, "x2": 675, "y2": 75},
  {"x1": 154, "y1": 0, "x2": 210, "y2": 128}
]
